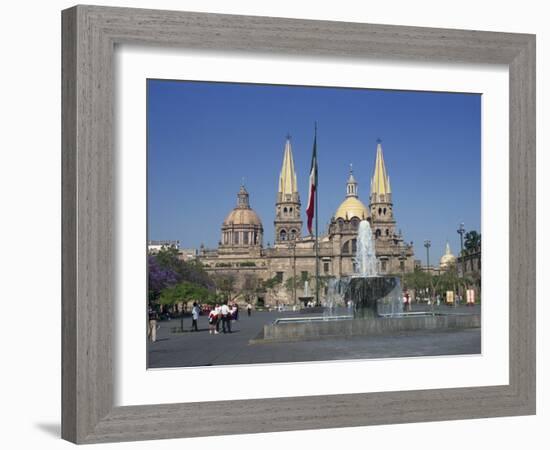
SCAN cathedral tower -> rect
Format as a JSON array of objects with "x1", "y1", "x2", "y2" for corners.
[
  {"x1": 274, "y1": 137, "x2": 302, "y2": 244},
  {"x1": 369, "y1": 140, "x2": 396, "y2": 240}
]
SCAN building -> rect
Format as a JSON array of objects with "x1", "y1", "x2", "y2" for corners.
[
  {"x1": 148, "y1": 240, "x2": 180, "y2": 253},
  {"x1": 198, "y1": 138, "x2": 415, "y2": 306},
  {"x1": 178, "y1": 248, "x2": 198, "y2": 261}
]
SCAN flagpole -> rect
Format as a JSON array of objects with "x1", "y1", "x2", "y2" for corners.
[{"x1": 315, "y1": 122, "x2": 320, "y2": 307}]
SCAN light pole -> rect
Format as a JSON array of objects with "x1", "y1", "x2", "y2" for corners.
[
  {"x1": 424, "y1": 240, "x2": 431, "y2": 272},
  {"x1": 457, "y1": 222, "x2": 466, "y2": 277}
]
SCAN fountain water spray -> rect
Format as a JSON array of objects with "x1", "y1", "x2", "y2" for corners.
[{"x1": 354, "y1": 220, "x2": 378, "y2": 277}]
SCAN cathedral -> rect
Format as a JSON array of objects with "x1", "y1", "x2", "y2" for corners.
[{"x1": 199, "y1": 138, "x2": 415, "y2": 306}]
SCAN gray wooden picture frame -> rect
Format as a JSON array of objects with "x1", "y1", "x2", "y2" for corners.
[{"x1": 61, "y1": 5, "x2": 536, "y2": 444}]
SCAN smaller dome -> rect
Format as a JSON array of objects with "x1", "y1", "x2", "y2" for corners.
[
  {"x1": 440, "y1": 242, "x2": 457, "y2": 269},
  {"x1": 335, "y1": 197, "x2": 369, "y2": 221},
  {"x1": 224, "y1": 208, "x2": 262, "y2": 226}
]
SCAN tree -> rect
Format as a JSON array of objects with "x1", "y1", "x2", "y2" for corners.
[
  {"x1": 261, "y1": 276, "x2": 283, "y2": 305},
  {"x1": 464, "y1": 230, "x2": 481, "y2": 253},
  {"x1": 402, "y1": 268, "x2": 431, "y2": 295},
  {"x1": 148, "y1": 255, "x2": 179, "y2": 302},
  {"x1": 158, "y1": 281, "x2": 209, "y2": 331},
  {"x1": 148, "y1": 248, "x2": 216, "y2": 305},
  {"x1": 212, "y1": 273, "x2": 237, "y2": 302},
  {"x1": 240, "y1": 273, "x2": 261, "y2": 303}
]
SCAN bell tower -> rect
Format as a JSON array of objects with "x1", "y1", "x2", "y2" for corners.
[
  {"x1": 369, "y1": 140, "x2": 396, "y2": 240},
  {"x1": 274, "y1": 136, "x2": 302, "y2": 245}
]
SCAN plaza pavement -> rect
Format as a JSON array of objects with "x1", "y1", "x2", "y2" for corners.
[{"x1": 147, "y1": 304, "x2": 481, "y2": 368}]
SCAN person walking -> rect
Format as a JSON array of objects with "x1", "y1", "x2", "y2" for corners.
[
  {"x1": 191, "y1": 302, "x2": 200, "y2": 332},
  {"x1": 221, "y1": 301, "x2": 231, "y2": 333},
  {"x1": 247, "y1": 302, "x2": 252, "y2": 317},
  {"x1": 148, "y1": 306, "x2": 158, "y2": 343}
]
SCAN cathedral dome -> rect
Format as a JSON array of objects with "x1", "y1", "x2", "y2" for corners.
[
  {"x1": 223, "y1": 208, "x2": 262, "y2": 226},
  {"x1": 334, "y1": 167, "x2": 370, "y2": 221},
  {"x1": 220, "y1": 184, "x2": 264, "y2": 249},
  {"x1": 439, "y1": 242, "x2": 457, "y2": 269},
  {"x1": 335, "y1": 196, "x2": 369, "y2": 221}
]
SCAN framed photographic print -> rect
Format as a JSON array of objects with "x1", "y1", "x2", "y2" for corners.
[{"x1": 62, "y1": 5, "x2": 535, "y2": 444}]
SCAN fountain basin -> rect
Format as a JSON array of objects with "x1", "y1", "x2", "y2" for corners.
[
  {"x1": 347, "y1": 275, "x2": 403, "y2": 317},
  {"x1": 250, "y1": 312, "x2": 480, "y2": 344}
]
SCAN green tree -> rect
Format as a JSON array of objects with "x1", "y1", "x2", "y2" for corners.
[
  {"x1": 402, "y1": 268, "x2": 431, "y2": 294},
  {"x1": 212, "y1": 272, "x2": 237, "y2": 302},
  {"x1": 464, "y1": 230, "x2": 481, "y2": 253},
  {"x1": 240, "y1": 273, "x2": 261, "y2": 303},
  {"x1": 261, "y1": 276, "x2": 282, "y2": 305},
  {"x1": 159, "y1": 281, "x2": 209, "y2": 331}
]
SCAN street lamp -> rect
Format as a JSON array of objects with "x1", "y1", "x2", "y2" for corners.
[
  {"x1": 457, "y1": 222, "x2": 466, "y2": 277},
  {"x1": 424, "y1": 240, "x2": 431, "y2": 272}
]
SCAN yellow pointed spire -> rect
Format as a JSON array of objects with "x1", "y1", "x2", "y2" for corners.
[
  {"x1": 278, "y1": 137, "x2": 298, "y2": 196},
  {"x1": 371, "y1": 140, "x2": 391, "y2": 198}
]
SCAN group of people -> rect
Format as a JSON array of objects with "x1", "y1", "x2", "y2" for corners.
[
  {"x1": 190, "y1": 301, "x2": 253, "y2": 335},
  {"x1": 204, "y1": 302, "x2": 238, "y2": 334}
]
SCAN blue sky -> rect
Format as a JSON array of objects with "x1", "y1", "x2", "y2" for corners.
[{"x1": 147, "y1": 79, "x2": 480, "y2": 263}]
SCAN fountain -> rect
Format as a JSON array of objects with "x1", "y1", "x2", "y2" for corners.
[
  {"x1": 298, "y1": 279, "x2": 315, "y2": 309},
  {"x1": 252, "y1": 221, "x2": 479, "y2": 345},
  {"x1": 346, "y1": 220, "x2": 403, "y2": 317}
]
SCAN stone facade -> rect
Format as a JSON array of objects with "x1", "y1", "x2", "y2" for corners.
[{"x1": 199, "y1": 138, "x2": 415, "y2": 306}]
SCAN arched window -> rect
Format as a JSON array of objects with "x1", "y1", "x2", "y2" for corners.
[
  {"x1": 375, "y1": 229, "x2": 381, "y2": 238},
  {"x1": 289, "y1": 207, "x2": 293, "y2": 213},
  {"x1": 290, "y1": 229, "x2": 296, "y2": 240},
  {"x1": 280, "y1": 229, "x2": 287, "y2": 241},
  {"x1": 338, "y1": 219, "x2": 344, "y2": 231},
  {"x1": 378, "y1": 207, "x2": 382, "y2": 215},
  {"x1": 283, "y1": 207, "x2": 288, "y2": 214},
  {"x1": 386, "y1": 229, "x2": 390, "y2": 236},
  {"x1": 383, "y1": 207, "x2": 387, "y2": 215},
  {"x1": 351, "y1": 238, "x2": 357, "y2": 253},
  {"x1": 351, "y1": 218, "x2": 359, "y2": 229},
  {"x1": 342, "y1": 241, "x2": 350, "y2": 254}
]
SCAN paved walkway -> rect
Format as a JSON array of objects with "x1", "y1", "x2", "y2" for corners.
[{"x1": 148, "y1": 305, "x2": 481, "y2": 368}]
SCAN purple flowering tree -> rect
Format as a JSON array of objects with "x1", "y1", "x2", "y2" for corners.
[{"x1": 148, "y1": 255, "x2": 180, "y2": 301}]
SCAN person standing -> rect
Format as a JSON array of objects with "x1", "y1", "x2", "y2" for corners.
[
  {"x1": 247, "y1": 303, "x2": 252, "y2": 317},
  {"x1": 148, "y1": 306, "x2": 158, "y2": 343},
  {"x1": 208, "y1": 307, "x2": 218, "y2": 335},
  {"x1": 214, "y1": 304, "x2": 221, "y2": 333},
  {"x1": 191, "y1": 302, "x2": 200, "y2": 332},
  {"x1": 221, "y1": 301, "x2": 231, "y2": 333}
]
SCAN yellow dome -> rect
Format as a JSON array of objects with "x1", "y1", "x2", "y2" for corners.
[
  {"x1": 335, "y1": 197, "x2": 369, "y2": 220},
  {"x1": 224, "y1": 208, "x2": 262, "y2": 226},
  {"x1": 439, "y1": 242, "x2": 457, "y2": 269}
]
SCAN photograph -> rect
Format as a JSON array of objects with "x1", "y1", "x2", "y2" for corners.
[{"x1": 146, "y1": 80, "x2": 482, "y2": 369}]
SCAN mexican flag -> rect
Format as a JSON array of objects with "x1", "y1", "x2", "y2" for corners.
[{"x1": 306, "y1": 131, "x2": 317, "y2": 235}]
